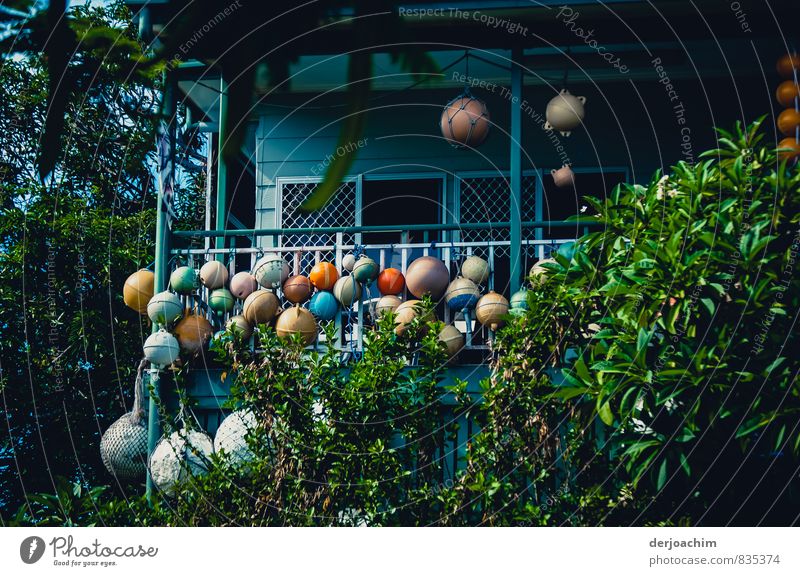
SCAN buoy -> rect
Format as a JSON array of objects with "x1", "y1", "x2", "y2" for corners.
[
  {"x1": 199, "y1": 260, "x2": 228, "y2": 290},
  {"x1": 529, "y1": 258, "x2": 556, "y2": 287},
  {"x1": 230, "y1": 272, "x2": 257, "y2": 300},
  {"x1": 405, "y1": 256, "x2": 450, "y2": 300},
  {"x1": 476, "y1": 291, "x2": 509, "y2": 331},
  {"x1": 226, "y1": 315, "x2": 253, "y2": 340},
  {"x1": 100, "y1": 413, "x2": 147, "y2": 481},
  {"x1": 444, "y1": 277, "x2": 480, "y2": 311},
  {"x1": 123, "y1": 269, "x2": 154, "y2": 314},
  {"x1": 551, "y1": 164, "x2": 575, "y2": 188},
  {"x1": 438, "y1": 325, "x2": 465, "y2": 358},
  {"x1": 283, "y1": 275, "x2": 312, "y2": 304},
  {"x1": 143, "y1": 330, "x2": 180, "y2": 367},
  {"x1": 352, "y1": 255, "x2": 379, "y2": 284},
  {"x1": 243, "y1": 289, "x2": 280, "y2": 325},
  {"x1": 778, "y1": 137, "x2": 800, "y2": 160},
  {"x1": 169, "y1": 266, "x2": 198, "y2": 294},
  {"x1": 275, "y1": 306, "x2": 318, "y2": 346},
  {"x1": 333, "y1": 276, "x2": 362, "y2": 307},
  {"x1": 376, "y1": 295, "x2": 402, "y2": 317},
  {"x1": 777, "y1": 108, "x2": 800, "y2": 136},
  {"x1": 254, "y1": 254, "x2": 289, "y2": 289},
  {"x1": 309, "y1": 291, "x2": 339, "y2": 321},
  {"x1": 544, "y1": 89, "x2": 586, "y2": 136},
  {"x1": 777, "y1": 53, "x2": 800, "y2": 79},
  {"x1": 377, "y1": 268, "x2": 405, "y2": 295},
  {"x1": 460, "y1": 255, "x2": 489, "y2": 285},
  {"x1": 174, "y1": 311, "x2": 213, "y2": 355},
  {"x1": 208, "y1": 288, "x2": 235, "y2": 315},
  {"x1": 509, "y1": 289, "x2": 529, "y2": 317},
  {"x1": 776, "y1": 80, "x2": 800, "y2": 107},
  {"x1": 394, "y1": 300, "x2": 420, "y2": 335},
  {"x1": 440, "y1": 93, "x2": 491, "y2": 148},
  {"x1": 147, "y1": 291, "x2": 183, "y2": 325},
  {"x1": 149, "y1": 429, "x2": 213, "y2": 496},
  {"x1": 214, "y1": 410, "x2": 271, "y2": 469},
  {"x1": 342, "y1": 253, "x2": 357, "y2": 272},
  {"x1": 309, "y1": 261, "x2": 339, "y2": 290}
]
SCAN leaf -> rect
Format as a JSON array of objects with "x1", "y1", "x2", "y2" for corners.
[
  {"x1": 656, "y1": 458, "x2": 668, "y2": 490},
  {"x1": 597, "y1": 400, "x2": 614, "y2": 426}
]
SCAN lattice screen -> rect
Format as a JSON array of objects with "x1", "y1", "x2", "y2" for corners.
[{"x1": 279, "y1": 180, "x2": 357, "y2": 270}]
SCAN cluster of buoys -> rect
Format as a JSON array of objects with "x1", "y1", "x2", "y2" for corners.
[{"x1": 776, "y1": 53, "x2": 800, "y2": 160}]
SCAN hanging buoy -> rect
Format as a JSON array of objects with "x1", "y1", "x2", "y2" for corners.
[
  {"x1": 149, "y1": 429, "x2": 214, "y2": 496},
  {"x1": 777, "y1": 108, "x2": 800, "y2": 136},
  {"x1": 333, "y1": 276, "x2": 362, "y2": 307},
  {"x1": 342, "y1": 253, "x2": 357, "y2": 272},
  {"x1": 146, "y1": 291, "x2": 183, "y2": 325},
  {"x1": 275, "y1": 306, "x2": 318, "y2": 346},
  {"x1": 254, "y1": 254, "x2": 289, "y2": 289},
  {"x1": 226, "y1": 315, "x2": 253, "y2": 340},
  {"x1": 509, "y1": 289, "x2": 529, "y2": 317},
  {"x1": 394, "y1": 300, "x2": 421, "y2": 335},
  {"x1": 309, "y1": 291, "x2": 339, "y2": 321},
  {"x1": 776, "y1": 53, "x2": 800, "y2": 79},
  {"x1": 551, "y1": 164, "x2": 575, "y2": 188},
  {"x1": 243, "y1": 289, "x2": 280, "y2": 325},
  {"x1": 776, "y1": 80, "x2": 800, "y2": 107},
  {"x1": 460, "y1": 255, "x2": 489, "y2": 285},
  {"x1": 214, "y1": 410, "x2": 271, "y2": 470},
  {"x1": 169, "y1": 266, "x2": 198, "y2": 294},
  {"x1": 352, "y1": 255, "x2": 379, "y2": 284},
  {"x1": 529, "y1": 258, "x2": 556, "y2": 287},
  {"x1": 444, "y1": 277, "x2": 480, "y2": 311},
  {"x1": 476, "y1": 291, "x2": 509, "y2": 331},
  {"x1": 208, "y1": 288, "x2": 235, "y2": 315},
  {"x1": 123, "y1": 269, "x2": 154, "y2": 314},
  {"x1": 778, "y1": 137, "x2": 800, "y2": 160},
  {"x1": 309, "y1": 261, "x2": 339, "y2": 290},
  {"x1": 377, "y1": 268, "x2": 405, "y2": 295},
  {"x1": 440, "y1": 93, "x2": 491, "y2": 148},
  {"x1": 174, "y1": 311, "x2": 213, "y2": 355},
  {"x1": 438, "y1": 325, "x2": 465, "y2": 358},
  {"x1": 199, "y1": 260, "x2": 228, "y2": 290},
  {"x1": 283, "y1": 275, "x2": 312, "y2": 304},
  {"x1": 143, "y1": 330, "x2": 180, "y2": 367},
  {"x1": 405, "y1": 256, "x2": 450, "y2": 300},
  {"x1": 229, "y1": 272, "x2": 258, "y2": 300},
  {"x1": 376, "y1": 295, "x2": 402, "y2": 317},
  {"x1": 544, "y1": 89, "x2": 586, "y2": 136}
]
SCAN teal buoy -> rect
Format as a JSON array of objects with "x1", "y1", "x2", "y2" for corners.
[
  {"x1": 170, "y1": 266, "x2": 198, "y2": 294},
  {"x1": 209, "y1": 288, "x2": 235, "y2": 314}
]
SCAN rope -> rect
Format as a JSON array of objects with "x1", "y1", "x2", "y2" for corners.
[{"x1": 130, "y1": 357, "x2": 149, "y2": 425}]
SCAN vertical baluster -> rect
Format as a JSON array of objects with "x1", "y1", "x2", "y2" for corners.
[
  {"x1": 293, "y1": 250, "x2": 300, "y2": 275},
  {"x1": 488, "y1": 244, "x2": 495, "y2": 292}
]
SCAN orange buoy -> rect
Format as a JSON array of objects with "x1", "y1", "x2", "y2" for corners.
[
  {"x1": 123, "y1": 269, "x2": 155, "y2": 314},
  {"x1": 778, "y1": 137, "x2": 800, "y2": 160},
  {"x1": 243, "y1": 289, "x2": 280, "y2": 325},
  {"x1": 283, "y1": 275, "x2": 312, "y2": 304},
  {"x1": 377, "y1": 268, "x2": 405, "y2": 295},
  {"x1": 174, "y1": 311, "x2": 213, "y2": 355},
  {"x1": 776, "y1": 80, "x2": 800, "y2": 107},
  {"x1": 440, "y1": 94, "x2": 491, "y2": 148},
  {"x1": 275, "y1": 306, "x2": 317, "y2": 346},
  {"x1": 778, "y1": 108, "x2": 800, "y2": 136},
  {"x1": 777, "y1": 53, "x2": 800, "y2": 79},
  {"x1": 309, "y1": 262, "x2": 339, "y2": 291}
]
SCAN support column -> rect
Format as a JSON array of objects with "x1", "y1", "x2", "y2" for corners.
[
  {"x1": 146, "y1": 72, "x2": 175, "y2": 500},
  {"x1": 509, "y1": 47, "x2": 523, "y2": 294},
  {"x1": 215, "y1": 76, "x2": 229, "y2": 261}
]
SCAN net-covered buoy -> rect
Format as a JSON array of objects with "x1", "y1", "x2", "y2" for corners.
[
  {"x1": 529, "y1": 258, "x2": 556, "y2": 287},
  {"x1": 149, "y1": 428, "x2": 213, "y2": 496},
  {"x1": 309, "y1": 261, "x2": 339, "y2": 290},
  {"x1": 226, "y1": 315, "x2": 253, "y2": 340},
  {"x1": 352, "y1": 255, "x2": 379, "y2": 284},
  {"x1": 147, "y1": 291, "x2": 183, "y2": 325},
  {"x1": 445, "y1": 277, "x2": 480, "y2": 311},
  {"x1": 406, "y1": 256, "x2": 450, "y2": 300},
  {"x1": 438, "y1": 325, "x2": 465, "y2": 358},
  {"x1": 342, "y1": 253, "x2": 356, "y2": 272},
  {"x1": 309, "y1": 291, "x2": 339, "y2": 321},
  {"x1": 243, "y1": 289, "x2": 280, "y2": 326},
  {"x1": 208, "y1": 288, "x2": 235, "y2": 315},
  {"x1": 440, "y1": 92, "x2": 491, "y2": 148},
  {"x1": 377, "y1": 268, "x2": 405, "y2": 295},
  {"x1": 230, "y1": 272, "x2": 257, "y2": 300},
  {"x1": 100, "y1": 359, "x2": 149, "y2": 481},
  {"x1": 376, "y1": 295, "x2": 402, "y2": 317},
  {"x1": 476, "y1": 291, "x2": 509, "y2": 331},
  {"x1": 275, "y1": 306, "x2": 318, "y2": 346},
  {"x1": 333, "y1": 276, "x2": 362, "y2": 307},
  {"x1": 460, "y1": 255, "x2": 489, "y2": 285},
  {"x1": 123, "y1": 269, "x2": 154, "y2": 314},
  {"x1": 199, "y1": 260, "x2": 228, "y2": 290},
  {"x1": 544, "y1": 89, "x2": 586, "y2": 136},
  {"x1": 169, "y1": 266, "x2": 198, "y2": 294},
  {"x1": 174, "y1": 312, "x2": 213, "y2": 355},
  {"x1": 143, "y1": 330, "x2": 180, "y2": 367},
  {"x1": 283, "y1": 275, "x2": 312, "y2": 304},
  {"x1": 214, "y1": 410, "x2": 260, "y2": 469},
  {"x1": 254, "y1": 254, "x2": 289, "y2": 289}
]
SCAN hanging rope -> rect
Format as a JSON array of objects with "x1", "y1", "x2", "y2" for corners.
[{"x1": 130, "y1": 357, "x2": 149, "y2": 426}]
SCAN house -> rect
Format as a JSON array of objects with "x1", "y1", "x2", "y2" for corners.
[{"x1": 126, "y1": 0, "x2": 796, "y2": 495}]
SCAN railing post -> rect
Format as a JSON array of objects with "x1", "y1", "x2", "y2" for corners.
[
  {"x1": 509, "y1": 47, "x2": 523, "y2": 294},
  {"x1": 215, "y1": 75, "x2": 229, "y2": 262}
]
